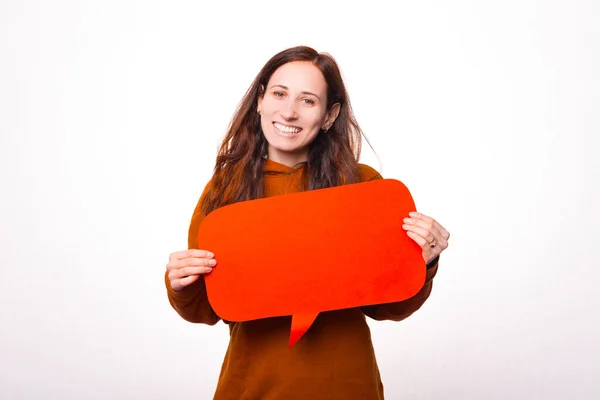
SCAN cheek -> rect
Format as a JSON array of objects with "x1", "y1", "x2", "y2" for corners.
[
  {"x1": 261, "y1": 97, "x2": 278, "y2": 114},
  {"x1": 305, "y1": 108, "x2": 327, "y2": 125}
]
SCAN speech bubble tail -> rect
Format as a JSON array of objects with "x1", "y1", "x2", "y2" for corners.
[{"x1": 289, "y1": 313, "x2": 319, "y2": 348}]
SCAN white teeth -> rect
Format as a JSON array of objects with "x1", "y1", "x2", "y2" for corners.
[{"x1": 274, "y1": 122, "x2": 301, "y2": 134}]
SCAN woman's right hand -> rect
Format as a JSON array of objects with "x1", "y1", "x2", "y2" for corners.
[{"x1": 166, "y1": 249, "x2": 217, "y2": 291}]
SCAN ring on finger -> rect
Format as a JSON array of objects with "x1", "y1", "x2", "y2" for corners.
[{"x1": 427, "y1": 235, "x2": 437, "y2": 248}]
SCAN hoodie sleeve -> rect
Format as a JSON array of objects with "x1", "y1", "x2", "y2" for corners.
[
  {"x1": 358, "y1": 164, "x2": 439, "y2": 322},
  {"x1": 164, "y1": 181, "x2": 221, "y2": 325},
  {"x1": 361, "y1": 262, "x2": 438, "y2": 321}
]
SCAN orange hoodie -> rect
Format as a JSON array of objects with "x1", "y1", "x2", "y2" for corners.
[{"x1": 165, "y1": 159, "x2": 438, "y2": 399}]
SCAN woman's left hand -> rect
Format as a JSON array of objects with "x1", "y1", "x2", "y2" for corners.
[{"x1": 403, "y1": 212, "x2": 450, "y2": 264}]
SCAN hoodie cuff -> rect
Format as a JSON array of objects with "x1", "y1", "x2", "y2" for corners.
[{"x1": 426, "y1": 256, "x2": 439, "y2": 269}]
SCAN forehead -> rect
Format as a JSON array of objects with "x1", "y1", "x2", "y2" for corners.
[{"x1": 268, "y1": 61, "x2": 328, "y2": 94}]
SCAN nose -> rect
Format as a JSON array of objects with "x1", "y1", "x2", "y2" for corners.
[{"x1": 280, "y1": 99, "x2": 299, "y2": 120}]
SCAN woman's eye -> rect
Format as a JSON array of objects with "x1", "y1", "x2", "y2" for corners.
[
  {"x1": 302, "y1": 98, "x2": 315, "y2": 105},
  {"x1": 273, "y1": 91, "x2": 285, "y2": 98}
]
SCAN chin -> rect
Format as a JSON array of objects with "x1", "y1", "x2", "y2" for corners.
[
  {"x1": 270, "y1": 143, "x2": 304, "y2": 154},
  {"x1": 265, "y1": 134, "x2": 297, "y2": 149},
  {"x1": 266, "y1": 139, "x2": 308, "y2": 158}
]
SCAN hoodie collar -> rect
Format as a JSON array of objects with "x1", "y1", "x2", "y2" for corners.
[{"x1": 264, "y1": 158, "x2": 306, "y2": 175}]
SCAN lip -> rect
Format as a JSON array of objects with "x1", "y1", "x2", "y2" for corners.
[{"x1": 273, "y1": 122, "x2": 302, "y2": 137}]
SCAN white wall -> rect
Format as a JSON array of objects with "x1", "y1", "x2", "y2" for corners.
[{"x1": 1, "y1": 1, "x2": 598, "y2": 399}]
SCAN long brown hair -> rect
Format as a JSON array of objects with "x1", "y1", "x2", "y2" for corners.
[{"x1": 201, "y1": 46, "x2": 365, "y2": 217}]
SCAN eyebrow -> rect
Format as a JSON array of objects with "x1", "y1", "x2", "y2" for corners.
[{"x1": 268, "y1": 84, "x2": 321, "y2": 100}]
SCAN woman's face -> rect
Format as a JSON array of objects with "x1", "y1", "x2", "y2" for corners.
[{"x1": 257, "y1": 61, "x2": 339, "y2": 166}]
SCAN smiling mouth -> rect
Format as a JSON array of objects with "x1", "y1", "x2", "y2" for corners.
[{"x1": 273, "y1": 122, "x2": 302, "y2": 136}]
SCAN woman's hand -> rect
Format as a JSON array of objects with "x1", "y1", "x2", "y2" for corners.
[
  {"x1": 166, "y1": 249, "x2": 217, "y2": 291},
  {"x1": 402, "y1": 212, "x2": 450, "y2": 264}
]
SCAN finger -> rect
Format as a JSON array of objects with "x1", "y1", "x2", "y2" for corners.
[
  {"x1": 403, "y1": 223, "x2": 440, "y2": 244},
  {"x1": 171, "y1": 274, "x2": 201, "y2": 291},
  {"x1": 406, "y1": 223, "x2": 449, "y2": 250},
  {"x1": 405, "y1": 222, "x2": 449, "y2": 252},
  {"x1": 408, "y1": 212, "x2": 434, "y2": 223},
  {"x1": 167, "y1": 257, "x2": 217, "y2": 272},
  {"x1": 170, "y1": 266, "x2": 214, "y2": 280},
  {"x1": 408, "y1": 212, "x2": 450, "y2": 241},
  {"x1": 406, "y1": 230, "x2": 441, "y2": 263},
  {"x1": 436, "y1": 222, "x2": 450, "y2": 240},
  {"x1": 403, "y1": 217, "x2": 441, "y2": 242},
  {"x1": 185, "y1": 257, "x2": 218, "y2": 268},
  {"x1": 169, "y1": 249, "x2": 214, "y2": 262},
  {"x1": 405, "y1": 230, "x2": 429, "y2": 249},
  {"x1": 405, "y1": 213, "x2": 437, "y2": 232}
]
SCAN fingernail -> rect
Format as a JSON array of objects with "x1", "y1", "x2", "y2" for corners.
[
  {"x1": 403, "y1": 218, "x2": 411, "y2": 223},
  {"x1": 207, "y1": 252, "x2": 214, "y2": 258},
  {"x1": 409, "y1": 212, "x2": 416, "y2": 217},
  {"x1": 209, "y1": 259, "x2": 217, "y2": 266},
  {"x1": 402, "y1": 224, "x2": 409, "y2": 229}
]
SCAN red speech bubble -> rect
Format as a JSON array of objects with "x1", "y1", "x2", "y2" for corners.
[{"x1": 198, "y1": 179, "x2": 426, "y2": 347}]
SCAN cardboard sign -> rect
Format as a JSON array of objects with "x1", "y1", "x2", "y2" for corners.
[{"x1": 198, "y1": 179, "x2": 426, "y2": 346}]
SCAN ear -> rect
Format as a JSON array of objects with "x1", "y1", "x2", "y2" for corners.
[{"x1": 322, "y1": 103, "x2": 341, "y2": 131}]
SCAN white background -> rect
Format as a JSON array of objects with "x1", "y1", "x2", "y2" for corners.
[{"x1": 1, "y1": 1, "x2": 599, "y2": 399}]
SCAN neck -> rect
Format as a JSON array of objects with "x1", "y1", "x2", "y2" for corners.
[{"x1": 267, "y1": 148, "x2": 308, "y2": 168}]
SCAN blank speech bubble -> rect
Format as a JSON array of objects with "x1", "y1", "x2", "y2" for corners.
[{"x1": 198, "y1": 179, "x2": 426, "y2": 347}]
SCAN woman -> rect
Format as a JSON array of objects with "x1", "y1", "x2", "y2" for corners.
[{"x1": 165, "y1": 46, "x2": 450, "y2": 399}]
